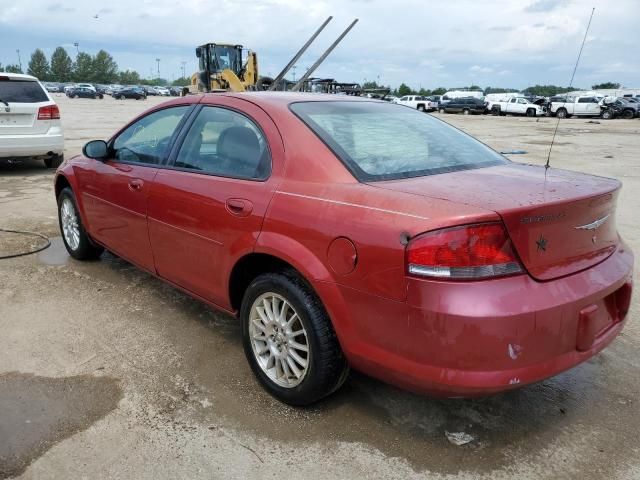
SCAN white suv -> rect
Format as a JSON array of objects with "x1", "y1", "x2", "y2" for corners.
[{"x1": 0, "y1": 73, "x2": 64, "y2": 168}]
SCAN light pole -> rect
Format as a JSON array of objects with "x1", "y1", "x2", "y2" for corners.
[
  {"x1": 73, "y1": 42, "x2": 79, "y2": 55},
  {"x1": 292, "y1": 65, "x2": 297, "y2": 82},
  {"x1": 180, "y1": 61, "x2": 186, "y2": 80},
  {"x1": 155, "y1": 58, "x2": 160, "y2": 80},
  {"x1": 16, "y1": 49, "x2": 22, "y2": 71}
]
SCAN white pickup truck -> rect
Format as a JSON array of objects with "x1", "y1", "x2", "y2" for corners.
[
  {"x1": 395, "y1": 95, "x2": 437, "y2": 112},
  {"x1": 489, "y1": 97, "x2": 545, "y2": 117},
  {"x1": 550, "y1": 95, "x2": 602, "y2": 118}
]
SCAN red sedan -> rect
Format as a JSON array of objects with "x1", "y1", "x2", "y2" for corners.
[{"x1": 54, "y1": 93, "x2": 634, "y2": 405}]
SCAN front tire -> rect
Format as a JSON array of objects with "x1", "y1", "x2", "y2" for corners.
[
  {"x1": 556, "y1": 108, "x2": 568, "y2": 119},
  {"x1": 462, "y1": 108, "x2": 470, "y2": 115},
  {"x1": 241, "y1": 271, "x2": 348, "y2": 406},
  {"x1": 57, "y1": 187, "x2": 104, "y2": 260},
  {"x1": 526, "y1": 108, "x2": 535, "y2": 117}
]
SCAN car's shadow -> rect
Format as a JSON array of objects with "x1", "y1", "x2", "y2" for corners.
[
  {"x1": 68, "y1": 247, "x2": 633, "y2": 476},
  {"x1": 0, "y1": 159, "x2": 52, "y2": 176}
]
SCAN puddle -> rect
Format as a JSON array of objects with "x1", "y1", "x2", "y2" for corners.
[
  {"x1": 0, "y1": 372, "x2": 122, "y2": 478},
  {"x1": 37, "y1": 237, "x2": 69, "y2": 266}
]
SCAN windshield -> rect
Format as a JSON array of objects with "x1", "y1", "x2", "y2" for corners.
[
  {"x1": 211, "y1": 46, "x2": 241, "y2": 73},
  {"x1": 290, "y1": 101, "x2": 507, "y2": 181},
  {"x1": 0, "y1": 79, "x2": 48, "y2": 103}
]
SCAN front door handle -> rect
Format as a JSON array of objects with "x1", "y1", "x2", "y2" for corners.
[
  {"x1": 128, "y1": 178, "x2": 144, "y2": 191},
  {"x1": 225, "y1": 198, "x2": 253, "y2": 217}
]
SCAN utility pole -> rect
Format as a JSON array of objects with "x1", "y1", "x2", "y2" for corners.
[
  {"x1": 16, "y1": 49, "x2": 22, "y2": 71},
  {"x1": 156, "y1": 58, "x2": 160, "y2": 80},
  {"x1": 180, "y1": 61, "x2": 186, "y2": 80},
  {"x1": 73, "y1": 42, "x2": 79, "y2": 55}
]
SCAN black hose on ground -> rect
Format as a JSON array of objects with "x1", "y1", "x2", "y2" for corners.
[{"x1": 0, "y1": 228, "x2": 51, "y2": 260}]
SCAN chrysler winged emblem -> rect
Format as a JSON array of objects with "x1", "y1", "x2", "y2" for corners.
[{"x1": 574, "y1": 214, "x2": 610, "y2": 231}]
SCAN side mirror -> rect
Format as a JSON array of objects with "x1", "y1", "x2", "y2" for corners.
[
  {"x1": 195, "y1": 47, "x2": 202, "y2": 58},
  {"x1": 83, "y1": 140, "x2": 108, "y2": 160}
]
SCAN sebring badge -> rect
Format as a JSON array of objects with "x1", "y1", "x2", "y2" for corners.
[{"x1": 574, "y1": 214, "x2": 610, "y2": 231}]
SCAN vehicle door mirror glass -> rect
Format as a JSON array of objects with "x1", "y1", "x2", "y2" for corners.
[{"x1": 83, "y1": 140, "x2": 109, "y2": 160}]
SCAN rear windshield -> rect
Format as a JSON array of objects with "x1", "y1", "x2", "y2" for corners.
[
  {"x1": 0, "y1": 79, "x2": 48, "y2": 103},
  {"x1": 290, "y1": 101, "x2": 507, "y2": 181}
]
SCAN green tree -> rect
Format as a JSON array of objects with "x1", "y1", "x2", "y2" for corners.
[
  {"x1": 4, "y1": 64, "x2": 23, "y2": 73},
  {"x1": 362, "y1": 80, "x2": 379, "y2": 89},
  {"x1": 73, "y1": 52, "x2": 94, "y2": 82},
  {"x1": 50, "y1": 47, "x2": 73, "y2": 82},
  {"x1": 418, "y1": 88, "x2": 431, "y2": 96},
  {"x1": 523, "y1": 84, "x2": 577, "y2": 96},
  {"x1": 118, "y1": 69, "x2": 141, "y2": 85},
  {"x1": 591, "y1": 82, "x2": 620, "y2": 90},
  {"x1": 27, "y1": 48, "x2": 50, "y2": 80},
  {"x1": 171, "y1": 77, "x2": 190, "y2": 87},
  {"x1": 396, "y1": 83, "x2": 413, "y2": 96},
  {"x1": 431, "y1": 87, "x2": 446, "y2": 96},
  {"x1": 91, "y1": 50, "x2": 118, "y2": 83},
  {"x1": 483, "y1": 86, "x2": 520, "y2": 95}
]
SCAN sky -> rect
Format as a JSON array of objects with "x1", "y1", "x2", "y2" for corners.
[{"x1": 1, "y1": 0, "x2": 639, "y2": 89}]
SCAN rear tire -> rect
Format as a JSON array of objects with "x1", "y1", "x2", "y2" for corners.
[
  {"x1": 241, "y1": 271, "x2": 349, "y2": 406},
  {"x1": 44, "y1": 154, "x2": 63, "y2": 169},
  {"x1": 622, "y1": 109, "x2": 634, "y2": 119},
  {"x1": 462, "y1": 108, "x2": 470, "y2": 115},
  {"x1": 417, "y1": 104, "x2": 426, "y2": 112},
  {"x1": 57, "y1": 187, "x2": 104, "y2": 261},
  {"x1": 439, "y1": 108, "x2": 445, "y2": 114}
]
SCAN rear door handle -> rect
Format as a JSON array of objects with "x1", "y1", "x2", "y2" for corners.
[
  {"x1": 128, "y1": 178, "x2": 144, "y2": 191},
  {"x1": 225, "y1": 198, "x2": 253, "y2": 217}
]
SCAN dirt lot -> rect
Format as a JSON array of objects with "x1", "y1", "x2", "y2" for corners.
[{"x1": 1, "y1": 95, "x2": 639, "y2": 479}]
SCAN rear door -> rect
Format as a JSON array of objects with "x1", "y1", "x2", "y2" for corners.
[
  {"x1": 78, "y1": 105, "x2": 191, "y2": 271},
  {"x1": 0, "y1": 76, "x2": 51, "y2": 136},
  {"x1": 147, "y1": 97, "x2": 284, "y2": 308}
]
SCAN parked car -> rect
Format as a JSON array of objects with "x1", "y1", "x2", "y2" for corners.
[
  {"x1": 490, "y1": 97, "x2": 545, "y2": 117},
  {"x1": 155, "y1": 86, "x2": 171, "y2": 96},
  {"x1": 440, "y1": 97, "x2": 487, "y2": 114},
  {"x1": 44, "y1": 82, "x2": 61, "y2": 93},
  {"x1": 600, "y1": 98, "x2": 638, "y2": 119},
  {"x1": 395, "y1": 95, "x2": 437, "y2": 112},
  {"x1": 66, "y1": 86, "x2": 104, "y2": 99},
  {"x1": 114, "y1": 87, "x2": 147, "y2": 100},
  {"x1": 550, "y1": 95, "x2": 602, "y2": 118},
  {"x1": 54, "y1": 94, "x2": 634, "y2": 405},
  {"x1": 144, "y1": 86, "x2": 158, "y2": 96},
  {"x1": 76, "y1": 83, "x2": 97, "y2": 92},
  {"x1": 0, "y1": 72, "x2": 64, "y2": 168}
]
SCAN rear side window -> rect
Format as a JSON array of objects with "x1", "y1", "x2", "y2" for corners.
[
  {"x1": 174, "y1": 106, "x2": 271, "y2": 180},
  {"x1": 290, "y1": 101, "x2": 507, "y2": 181},
  {"x1": 0, "y1": 79, "x2": 48, "y2": 103}
]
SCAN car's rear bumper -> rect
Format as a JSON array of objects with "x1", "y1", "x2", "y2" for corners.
[
  {"x1": 0, "y1": 127, "x2": 64, "y2": 158},
  {"x1": 318, "y1": 240, "x2": 634, "y2": 397}
]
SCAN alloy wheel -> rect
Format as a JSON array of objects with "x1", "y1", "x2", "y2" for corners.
[
  {"x1": 60, "y1": 197, "x2": 80, "y2": 251},
  {"x1": 249, "y1": 292, "x2": 309, "y2": 388}
]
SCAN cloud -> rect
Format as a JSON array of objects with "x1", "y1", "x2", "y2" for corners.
[
  {"x1": 470, "y1": 65, "x2": 494, "y2": 74},
  {"x1": 524, "y1": 0, "x2": 569, "y2": 13},
  {"x1": 1, "y1": 0, "x2": 639, "y2": 90}
]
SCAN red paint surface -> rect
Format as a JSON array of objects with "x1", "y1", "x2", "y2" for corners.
[{"x1": 55, "y1": 93, "x2": 635, "y2": 397}]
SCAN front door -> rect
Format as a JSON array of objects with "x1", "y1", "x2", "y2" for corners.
[
  {"x1": 147, "y1": 99, "x2": 284, "y2": 308},
  {"x1": 80, "y1": 105, "x2": 191, "y2": 271}
]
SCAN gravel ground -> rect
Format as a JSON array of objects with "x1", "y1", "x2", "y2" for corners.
[{"x1": 0, "y1": 94, "x2": 638, "y2": 479}]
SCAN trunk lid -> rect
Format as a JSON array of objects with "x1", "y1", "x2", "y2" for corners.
[{"x1": 371, "y1": 163, "x2": 620, "y2": 281}]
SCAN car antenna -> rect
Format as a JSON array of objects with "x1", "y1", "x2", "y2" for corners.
[{"x1": 545, "y1": 7, "x2": 595, "y2": 171}]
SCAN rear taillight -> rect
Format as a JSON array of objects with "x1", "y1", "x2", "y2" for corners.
[
  {"x1": 37, "y1": 105, "x2": 60, "y2": 120},
  {"x1": 406, "y1": 222, "x2": 523, "y2": 280}
]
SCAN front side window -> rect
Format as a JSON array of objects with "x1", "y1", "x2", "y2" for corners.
[
  {"x1": 174, "y1": 106, "x2": 271, "y2": 180},
  {"x1": 290, "y1": 101, "x2": 507, "y2": 181},
  {"x1": 113, "y1": 106, "x2": 189, "y2": 165}
]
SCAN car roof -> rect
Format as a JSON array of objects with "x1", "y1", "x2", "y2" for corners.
[{"x1": 0, "y1": 72, "x2": 39, "y2": 81}]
